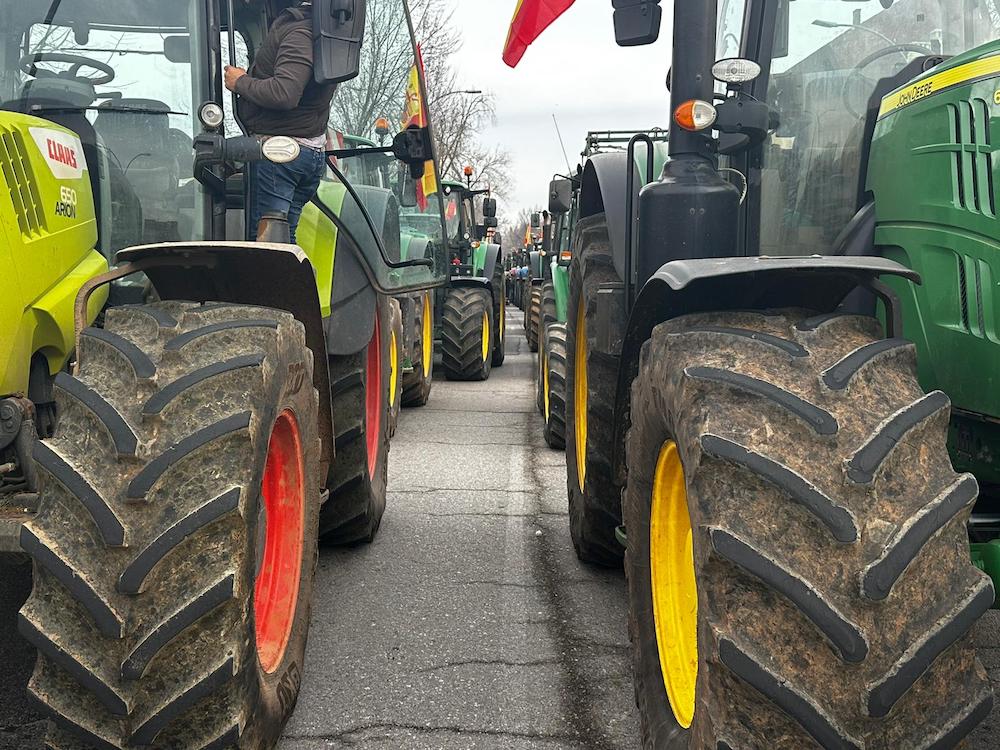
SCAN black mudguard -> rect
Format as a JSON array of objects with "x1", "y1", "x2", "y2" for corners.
[
  {"x1": 610, "y1": 255, "x2": 922, "y2": 476},
  {"x1": 578, "y1": 152, "x2": 638, "y2": 283}
]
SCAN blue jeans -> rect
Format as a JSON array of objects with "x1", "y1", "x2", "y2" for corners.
[{"x1": 247, "y1": 146, "x2": 326, "y2": 244}]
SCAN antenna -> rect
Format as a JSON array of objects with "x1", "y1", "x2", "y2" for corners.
[{"x1": 552, "y1": 114, "x2": 573, "y2": 175}]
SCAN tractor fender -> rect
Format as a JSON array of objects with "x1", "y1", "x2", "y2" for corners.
[
  {"x1": 578, "y1": 152, "x2": 637, "y2": 283},
  {"x1": 481, "y1": 242, "x2": 502, "y2": 281},
  {"x1": 610, "y1": 255, "x2": 923, "y2": 477},
  {"x1": 116, "y1": 241, "x2": 337, "y2": 480},
  {"x1": 349, "y1": 185, "x2": 402, "y2": 262},
  {"x1": 450, "y1": 276, "x2": 492, "y2": 294}
]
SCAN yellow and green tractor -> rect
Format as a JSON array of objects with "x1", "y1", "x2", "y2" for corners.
[{"x1": 0, "y1": 0, "x2": 452, "y2": 747}]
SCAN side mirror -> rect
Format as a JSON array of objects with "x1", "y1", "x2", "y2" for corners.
[
  {"x1": 548, "y1": 178, "x2": 572, "y2": 214},
  {"x1": 530, "y1": 212, "x2": 541, "y2": 229},
  {"x1": 314, "y1": 0, "x2": 367, "y2": 84},
  {"x1": 483, "y1": 216, "x2": 498, "y2": 229},
  {"x1": 392, "y1": 126, "x2": 434, "y2": 179},
  {"x1": 482, "y1": 197, "x2": 497, "y2": 218},
  {"x1": 613, "y1": 0, "x2": 662, "y2": 47}
]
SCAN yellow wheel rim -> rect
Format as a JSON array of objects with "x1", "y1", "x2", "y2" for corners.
[
  {"x1": 421, "y1": 293, "x2": 433, "y2": 378},
  {"x1": 543, "y1": 347, "x2": 550, "y2": 420},
  {"x1": 389, "y1": 329, "x2": 398, "y2": 408},
  {"x1": 650, "y1": 440, "x2": 698, "y2": 729},
  {"x1": 574, "y1": 301, "x2": 587, "y2": 492},
  {"x1": 482, "y1": 311, "x2": 490, "y2": 362}
]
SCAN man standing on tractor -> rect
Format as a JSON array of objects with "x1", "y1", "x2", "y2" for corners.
[{"x1": 225, "y1": 0, "x2": 335, "y2": 242}]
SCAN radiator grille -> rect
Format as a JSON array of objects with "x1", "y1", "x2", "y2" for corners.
[
  {"x1": 948, "y1": 99, "x2": 996, "y2": 217},
  {"x1": 0, "y1": 125, "x2": 46, "y2": 237}
]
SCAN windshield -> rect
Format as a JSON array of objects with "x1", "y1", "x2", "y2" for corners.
[
  {"x1": 753, "y1": 0, "x2": 1000, "y2": 255},
  {"x1": 1, "y1": 1, "x2": 208, "y2": 256}
]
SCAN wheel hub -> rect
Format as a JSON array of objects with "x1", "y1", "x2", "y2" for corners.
[
  {"x1": 574, "y1": 301, "x2": 587, "y2": 491},
  {"x1": 649, "y1": 440, "x2": 698, "y2": 728},
  {"x1": 254, "y1": 409, "x2": 305, "y2": 674},
  {"x1": 365, "y1": 313, "x2": 383, "y2": 477}
]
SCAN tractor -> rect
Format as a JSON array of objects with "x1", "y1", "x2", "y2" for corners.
[
  {"x1": 0, "y1": 0, "x2": 452, "y2": 747},
  {"x1": 545, "y1": 0, "x2": 1000, "y2": 746},
  {"x1": 535, "y1": 130, "x2": 669, "y2": 449},
  {"x1": 438, "y1": 174, "x2": 506, "y2": 380},
  {"x1": 523, "y1": 210, "x2": 548, "y2": 352}
]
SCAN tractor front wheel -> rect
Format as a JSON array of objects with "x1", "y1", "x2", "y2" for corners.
[
  {"x1": 491, "y1": 266, "x2": 506, "y2": 367},
  {"x1": 526, "y1": 286, "x2": 542, "y2": 353},
  {"x1": 387, "y1": 298, "x2": 403, "y2": 437},
  {"x1": 441, "y1": 287, "x2": 493, "y2": 381},
  {"x1": 542, "y1": 322, "x2": 567, "y2": 450},
  {"x1": 320, "y1": 297, "x2": 391, "y2": 544},
  {"x1": 564, "y1": 215, "x2": 624, "y2": 566},
  {"x1": 401, "y1": 291, "x2": 434, "y2": 407},
  {"x1": 625, "y1": 309, "x2": 993, "y2": 748},
  {"x1": 20, "y1": 302, "x2": 320, "y2": 749}
]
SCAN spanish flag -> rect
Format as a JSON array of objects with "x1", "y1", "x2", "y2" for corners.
[
  {"x1": 403, "y1": 44, "x2": 437, "y2": 209},
  {"x1": 503, "y1": 0, "x2": 576, "y2": 68},
  {"x1": 524, "y1": 223, "x2": 532, "y2": 247}
]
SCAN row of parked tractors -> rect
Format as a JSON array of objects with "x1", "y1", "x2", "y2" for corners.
[{"x1": 0, "y1": 0, "x2": 516, "y2": 747}]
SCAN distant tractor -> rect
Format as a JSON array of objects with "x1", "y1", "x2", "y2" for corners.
[{"x1": 438, "y1": 174, "x2": 506, "y2": 380}]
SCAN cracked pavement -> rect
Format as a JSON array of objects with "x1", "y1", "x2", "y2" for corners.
[{"x1": 0, "y1": 308, "x2": 997, "y2": 748}]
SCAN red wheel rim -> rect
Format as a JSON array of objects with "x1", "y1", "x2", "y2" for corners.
[
  {"x1": 254, "y1": 409, "x2": 305, "y2": 674},
  {"x1": 365, "y1": 312, "x2": 383, "y2": 478}
]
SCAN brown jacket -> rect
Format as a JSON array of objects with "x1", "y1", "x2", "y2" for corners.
[{"x1": 235, "y1": 4, "x2": 336, "y2": 137}]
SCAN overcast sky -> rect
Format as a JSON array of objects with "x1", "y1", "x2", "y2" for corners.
[{"x1": 444, "y1": 0, "x2": 675, "y2": 216}]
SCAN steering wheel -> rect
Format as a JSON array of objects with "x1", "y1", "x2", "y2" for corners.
[
  {"x1": 841, "y1": 44, "x2": 933, "y2": 119},
  {"x1": 19, "y1": 52, "x2": 115, "y2": 86}
]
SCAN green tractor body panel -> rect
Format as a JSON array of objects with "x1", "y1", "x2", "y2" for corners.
[
  {"x1": 0, "y1": 112, "x2": 107, "y2": 396},
  {"x1": 472, "y1": 241, "x2": 488, "y2": 276},
  {"x1": 868, "y1": 43, "x2": 1000, "y2": 487},
  {"x1": 296, "y1": 182, "x2": 348, "y2": 318},
  {"x1": 551, "y1": 260, "x2": 569, "y2": 323}
]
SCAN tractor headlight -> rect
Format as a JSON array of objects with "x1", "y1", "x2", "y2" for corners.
[
  {"x1": 198, "y1": 102, "x2": 225, "y2": 130},
  {"x1": 712, "y1": 58, "x2": 761, "y2": 85}
]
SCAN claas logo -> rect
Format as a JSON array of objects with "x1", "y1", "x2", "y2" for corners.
[{"x1": 46, "y1": 138, "x2": 78, "y2": 169}]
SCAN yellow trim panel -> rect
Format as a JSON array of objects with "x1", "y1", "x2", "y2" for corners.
[{"x1": 879, "y1": 53, "x2": 1000, "y2": 120}]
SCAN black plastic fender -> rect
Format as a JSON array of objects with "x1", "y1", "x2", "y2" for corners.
[
  {"x1": 481, "y1": 242, "x2": 502, "y2": 282},
  {"x1": 610, "y1": 256, "x2": 922, "y2": 477},
  {"x1": 116, "y1": 241, "x2": 337, "y2": 480},
  {"x1": 529, "y1": 250, "x2": 543, "y2": 280},
  {"x1": 450, "y1": 276, "x2": 492, "y2": 293},
  {"x1": 578, "y1": 152, "x2": 637, "y2": 283},
  {"x1": 325, "y1": 185, "x2": 401, "y2": 356}
]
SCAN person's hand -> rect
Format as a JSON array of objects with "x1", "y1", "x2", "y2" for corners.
[{"x1": 224, "y1": 65, "x2": 246, "y2": 92}]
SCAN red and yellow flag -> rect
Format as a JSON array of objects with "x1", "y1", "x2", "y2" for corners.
[
  {"x1": 503, "y1": 0, "x2": 576, "y2": 68},
  {"x1": 403, "y1": 44, "x2": 437, "y2": 209}
]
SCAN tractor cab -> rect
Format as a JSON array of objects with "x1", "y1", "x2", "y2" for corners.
[
  {"x1": 440, "y1": 178, "x2": 497, "y2": 277},
  {"x1": 0, "y1": 0, "x2": 452, "y2": 294}
]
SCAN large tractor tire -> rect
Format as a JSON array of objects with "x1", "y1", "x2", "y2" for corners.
[
  {"x1": 542, "y1": 322, "x2": 567, "y2": 450},
  {"x1": 320, "y1": 297, "x2": 391, "y2": 544},
  {"x1": 541, "y1": 281, "x2": 558, "y2": 329},
  {"x1": 526, "y1": 285, "x2": 542, "y2": 353},
  {"x1": 387, "y1": 298, "x2": 403, "y2": 438},
  {"x1": 20, "y1": 302, "x2": 321, "y2": 749},
  {"x1": 401, "y1": 291, "x2": 433, "y2": 407},
  {"x1": 624, "y1": 309, "x2": 994, "y2": 749},
  {"x1": 491, "y1": 266, "x2": 506, "y2": 368},
  {"x1": 441, "y1": 287, "x2": 493, "y2": 381},
  {"x1": 564, "y1": 215, "x2": 624, "y2": 566}
]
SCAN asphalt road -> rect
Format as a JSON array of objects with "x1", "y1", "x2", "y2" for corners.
[{"x1": 0, "y1": 307, "x2": 998, "y2": 749}]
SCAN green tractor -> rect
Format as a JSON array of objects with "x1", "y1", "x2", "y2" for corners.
[
  {"x1": 536, "y1": 130, "x2": 670, "y2": 449},
  {"x1": 523, "y1": 212, "x2": 547, "y2": 352},
  {"x1": 548, "y1": 0, "x2": 1000, "y2": 746},
  {"x1": 0, "y1": 0, "x2": 452, "y2": 747},
  {"x1": 438, "y1": 176, "x2": 506, "y2": 380}
]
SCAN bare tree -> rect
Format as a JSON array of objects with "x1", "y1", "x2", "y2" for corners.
[
  {"x1": 410, "y1": 0, "x2": 513, "y2": 199},
  {"x1": 500, "y1": 205, "x2": 542, "y2": 253}
]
